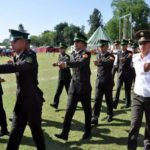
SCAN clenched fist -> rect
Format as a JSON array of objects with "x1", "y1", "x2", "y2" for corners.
[{"x1": 144, "y1": 63, "x2": 150, "y2": 72}]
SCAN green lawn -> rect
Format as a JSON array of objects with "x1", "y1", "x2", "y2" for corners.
[{"x1": 0, "y1": 53, "x2": 145, "y2": 150}]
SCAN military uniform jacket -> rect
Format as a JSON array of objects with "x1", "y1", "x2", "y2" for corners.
[
  {"x1": 118, "y1": 50, "x2": 133, "y2": 81},
  {"x1": 58, "y1": 53, "x2": 71, "y2": 81},
  {"x1": 0, "y1": 50, "x2": 44, "y2": 114},
  {"x1": 67, "y1": 50, "x2": 91, "y2": 95},
  {"x1": 95, "y1": 51, "x2": 114, "y2": 88}
]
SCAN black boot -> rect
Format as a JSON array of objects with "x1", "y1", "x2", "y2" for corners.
[
  {"x1": 107, "y1": 115, "x2": 113, "y2": 122},
  {"x1": 144, "y1": 144, "x2": 150, "y2": 150},
  {"x1": 82, "y1": 131, "x2": 91, "y2": 140},
  {"x1": 91, "y1": 117, "x2": 98, "y2": 126},
  {"x1": 55, "y1": 132, "x2": 68, "y2": 141},
  {"x1": 113, "y1": 100, "x2": 118, "y2": 109},
  {"x1": 50, "y1": 103, "x2": 58, "y2": 109},
  {"x1": 0, "y1": 129, "x2": 9, "y2": 137}
]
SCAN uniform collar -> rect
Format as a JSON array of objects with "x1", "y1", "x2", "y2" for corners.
[
  {"x1": 75, "y1": 49, "x2": 84, "y2": 55},
  {"x1": 100, "y1": 51, "x2": 108, "y2": 56},
  {"x1": 140, "y1": 52, "x2": 150, "y2": 60},
  {"x1": 15, "y1": 50, "x2": 24, "y2": 59}
]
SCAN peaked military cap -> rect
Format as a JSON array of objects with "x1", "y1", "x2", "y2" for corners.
[
  {"x1": 128, "y1": 39, "x2": 133, "y2": 45},
  {"x1": 120, "y1": 39, "x2": 129, "y2": 45},
  {"x1": 9, "y1": 29, "x2": 29, "y2": 41},
  {"x1": 73, "y1": 32, "x2": 87, "y2": 43},
  {"x1": 135, "y1": 30, "x2": 150, "y2": 44},
  {"x1": 59, "y1": 42, "x2": 67, "y2": 49},
  {"x1": 113, "y1": 40, "x2": 120, "y2": 45},
  {"x1": 98, "y1": 39, "x2": 109, "y2": 47},
  {"x1": 131, "y1": 42, "x2": 139, "y2": 48}
]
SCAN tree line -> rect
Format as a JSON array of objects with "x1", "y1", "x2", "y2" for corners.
[{"x1": 1, "y1": 0, "x2": 149, "y2": 47}]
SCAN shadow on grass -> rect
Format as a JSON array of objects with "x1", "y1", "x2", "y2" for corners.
[{"x1": 0, "y1": 137, "x2": 8, "y2": 144}]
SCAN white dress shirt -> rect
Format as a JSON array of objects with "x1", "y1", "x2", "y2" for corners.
[
  {"x1": 113, "y1": 49, "x2": 121, "y2": 66},
  {"x1": 133, "y1": 52, "x2": 150, "y2": 97}
]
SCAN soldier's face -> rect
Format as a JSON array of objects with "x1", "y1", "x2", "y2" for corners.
[
  {"x1": 11, "y1": 39, "x2": 26, "y2": 53},
  {"x1": 99, "y1": 45, "x2": 108, "y2": 53},
  {"x1": 59, "y1": 48, "x2": 65, "y2": 54},
  {"x1": 114, "y1": 44, "x2": 120, "y2": 49},
  {"x1": 74, "y1": 41, "x2": 85, "y2": 51},
  {"x1": 121, "y1": 45, "x2": 128, "y2": 51},
  {"x1": 139, "y1": 42, "x2": 150, "y2": 54}
]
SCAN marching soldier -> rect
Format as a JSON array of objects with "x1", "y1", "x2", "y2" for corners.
[
  {"x1": 0, "y1": 78, "x2": 9, "y2": 137},
  {"x1": 113, "y1": 39, "x2": 133, "y2": 109},
  {"x1": 50, "y1": 43, "x2": 71, "y2": 109},
  {"x1": 131, "y1": 42, "x2": 139, "y2": 54},
  {"x1": 128, "y1": 39, "x2": 134, "y2": 52},
  {"x1": 55, "y1": 32, "x2": 92, "y2": 140},
  {"x1": 128, "y1": 30, "x2": 150, "y2": 150},
  {"x1": 0, "y1": 29, "x2": 46, "y2": 150},
  {"x1": 91, "y1": 40, "x2": 115, "y2": 125}
]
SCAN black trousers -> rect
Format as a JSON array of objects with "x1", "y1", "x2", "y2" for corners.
[
  {"x1": 114, "y1": 78, "x2": 132, "y2": 106},
  {"x1": 62, "y1": 91, "x2": 91, "y2": 135},
  {"x1": 92, "y1": 84, "x2": 113, "y2": 118},
  {"x1": 0, "y1": 95, "x2": 7, "y2": 132},
  {"x1": 6, "y1": 107, "x2": 46, "y2": 150},
  {"x1": 128, "y1": 94, "x2": 150, "y2": 150},
  {"x1": 53, "y1": 79, "x2": 70, "y2": 107}
]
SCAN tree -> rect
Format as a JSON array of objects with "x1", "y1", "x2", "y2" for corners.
[
  {"x1": 54, "y1": 22, "x2": 68, "y2": 45},
  {"x1": 41, "y1": 31, "x2": 56, "y2": 46},
  {"x1": 111, "y1": 0, "x2": 150, "y2": 33},
  {"x1": 30, "y1": 35, "x2": 41, "y2": 47},
  {"x1": 54, "y1": 22, "x2": 83, "y2": 46},
  {"x1": 88, "y1": 8, "x2": 103, "y2": 37},
  {"x1": 1, "y1": 39, "x2": 10, "y2": 48},
  {"x1": 18, "y1": 24, "x2": 27, "y2": 33},
  {"x1": 105, "y1": 17, "x2": 119, "y2": 40},
  {"x1": 63, "y1": 24, "x2": 81, "y2": 45}
]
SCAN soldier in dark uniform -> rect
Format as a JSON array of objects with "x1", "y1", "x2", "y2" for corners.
[
  {"x1": 91, "y1": 40, "x2": 115, "y2": 125},
  {"x1": 113, "y1": 39, "x2": 133, "y2": 109},
  {"x1": 0, "y1": 78, "x2": 9, "y2": 137},
  {"x1": 0, "y1": 29, "x2": 46, "y2": 150},
  {"x1": 50, "y1": 43, "x2": 71, "y2": 109},
  {"x1": 55, "y1": 32, "x2": 92, "y2": 140},
  {"x1": 9, "y1": 38, "x2": 39, "y2": 123}
]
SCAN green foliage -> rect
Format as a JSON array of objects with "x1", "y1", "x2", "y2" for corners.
[
  {"x1": 54, "y1": 22, "x2": 68, "y2": 44},
  {"x1": 30, "y1": 35, "x2": 41, "y2": 47},
  {"x1": 54, "y1": 22, "x2": 82, "y2": 46},
  {"x1": 111, "y1": 0, "x2": 150, "y2": 32},
  {"x1": 63, "y1": 24, "x2": 81, "y2": 45},
  {"x1": 41, "y1": 31, "x2": 56, "y2": 46},
  {"x1": 0, "y1": 39, "x2": 10, "y2": 48},
  {"x1": 30, "y1": 22, "x2": 84, "y2": 47},
  {"x1": 105, "y1": 17, "x2": 119, "y2": 40},
  {"x1": 88, "y1": 8, "x2": 103, "y2": 37}
]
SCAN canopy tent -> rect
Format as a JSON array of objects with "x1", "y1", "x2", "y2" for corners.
[{"x1": 87, "y1": 26, "x2": 112, "y2": 50}]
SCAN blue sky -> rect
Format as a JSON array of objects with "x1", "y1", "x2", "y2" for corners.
[{"x1": 0, "y1": 0, "x2": 149, "y2": 42}]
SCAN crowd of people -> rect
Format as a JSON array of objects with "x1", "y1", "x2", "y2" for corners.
[{"x1": 0, "y1": 28, "x2": 150, "y2": 150}]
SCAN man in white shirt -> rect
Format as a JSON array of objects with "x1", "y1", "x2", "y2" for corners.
[
  {"x1": 112, "y1": 40, "x2": 121, "y2": 79},
  {"x1": 128, "y1": 30, "x2": 150, "y2": 150}
]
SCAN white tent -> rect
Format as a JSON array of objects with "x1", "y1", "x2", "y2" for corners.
[{"x1": 87, "y1": 26, "x2": 112, "y2": 50}]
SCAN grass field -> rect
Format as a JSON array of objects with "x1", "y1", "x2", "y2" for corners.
[{"x1": 0, "y1": 53, "x2": 146, "y2": 150}]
